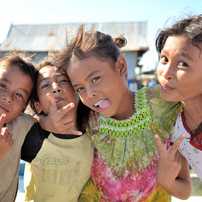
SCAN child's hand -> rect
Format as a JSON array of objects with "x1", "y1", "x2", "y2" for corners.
[
  {"x1": 154, "y1": 133, "x2": 186, "y2": 190},
  {"x1": 39, "y1": 93, "x2": 82, "y2": 136},
  {"x1": 0, "y1": 114, "x2": 14, "y2": 159}
]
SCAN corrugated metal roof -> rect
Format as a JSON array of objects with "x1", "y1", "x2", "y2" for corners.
[{"x1": 0, "y1": 22, "x2": 148, "y2": 52}]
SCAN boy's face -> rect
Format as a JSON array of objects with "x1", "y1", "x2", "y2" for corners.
[
  {"x1": 36, "y1": 66, "x2": 79, "y2": 117},
  {"x1": 0, "y1": 65, "x2": 33, "y2": 123}
]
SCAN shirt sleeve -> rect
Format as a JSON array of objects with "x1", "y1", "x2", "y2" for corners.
[{"x1": 21, "y1": 123, "x2": 49, "y2": 162}]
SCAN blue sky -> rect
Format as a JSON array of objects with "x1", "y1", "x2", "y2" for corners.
[{"x1": 0, "y1": 0, "x2": 201, "y2": 47}]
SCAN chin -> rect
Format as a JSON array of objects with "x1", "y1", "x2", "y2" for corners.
[{"x1": 161, "y1": 94, "x2": 180, "y2": 102}]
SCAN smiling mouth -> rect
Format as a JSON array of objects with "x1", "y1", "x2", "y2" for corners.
[{"x1": 94, "y1": 99, "x2": 110, "y2": 110}]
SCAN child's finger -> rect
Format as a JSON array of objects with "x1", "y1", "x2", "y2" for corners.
[
  {"x1": 169, "y1": 133, "x2": 186, "y2": 156},
  {"x1": 1, "y1": 128, "x2": 10, "y2": 138},
  {"x1": 7, "y1": 132, "x2": 13, "y2": 141},
  {"x1": 0, "y1": 114, "x2": 6, "y2": 130},
  {"x1": 57, "y1": 121, "x2": 82, "y2": 136},
  {"x1": 46, "y1": 93, "x2": 58, "y2": 113},
  {"x1": 57, "y1": 103, "x2": 75, "y2": 117},
  {"x1": 65, "y1": 128, "x2": 82, "y2": 136},
  {"x1": 155, "y1": 134, "x2": 165, "y2": 156}
]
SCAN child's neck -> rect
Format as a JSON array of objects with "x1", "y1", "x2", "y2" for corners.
[
  {"x1": 112, "y1": 90, "x2": 135, "y2": 120},
  {"x1": 182, "y1": 101, "x2": 202, "y2": 131}
]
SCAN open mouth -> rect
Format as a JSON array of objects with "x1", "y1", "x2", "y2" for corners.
[
  {"x1": 55, "y1": 97, "x2": 63, "y2": 103},
  {"x1": 94, "y1": 99, "x2": 110, "y2": 110}
]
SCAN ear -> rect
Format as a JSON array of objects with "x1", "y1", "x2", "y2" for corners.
[
  {"x1": 115, "y1": 55, "x2": 128, "y2": 76},
  {"x1": 34, "y1": 101, "x2": 42, "y2": 114}
]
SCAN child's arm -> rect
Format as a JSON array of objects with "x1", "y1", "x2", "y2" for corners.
[
  {"x1": 0, "y1": 114, "x2": 14, "y2": 159},
  {"x1": 39, "y1": 93, "x2": 82, "y2": 135},
  {"x1": 155, "y1": 134, "x2": 191, "y2": 200}
]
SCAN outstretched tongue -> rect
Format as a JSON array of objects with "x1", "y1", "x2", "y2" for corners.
[{"x1": 99, "y1": 99, "x2": 110, "y2": 109}]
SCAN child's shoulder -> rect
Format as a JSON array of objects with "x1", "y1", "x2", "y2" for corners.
[
  {"x1": 7, "y1": 113, "x2": 35, "y2": 130},
  {"x1": 147, "y1": 85, "x2": 180, "y2": 109},
  {"x1": 147, "y1": 85, "x2": 161, "y2": 100}
]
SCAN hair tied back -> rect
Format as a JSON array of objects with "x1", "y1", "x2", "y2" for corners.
[{"x1": 113, "y1": 35, "x2": 127, "y2": 49}]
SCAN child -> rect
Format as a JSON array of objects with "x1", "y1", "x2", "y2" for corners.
[
  {"x1": 0, "y1": 52, "x2": 36, "y2": 202},
  {"x1": 154, "y1": 14, "x2": 202, "y2": 187},
  {"x1": 54, "y1": 25, "x2": 191, "y2": 201},
  {"x1": 21, "y1": 57, "x2": 94, "y2": 202}
]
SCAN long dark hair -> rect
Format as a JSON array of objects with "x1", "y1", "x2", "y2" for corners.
[{"x1": 156, "y1": 14, "x2": 202, "y2": 138}]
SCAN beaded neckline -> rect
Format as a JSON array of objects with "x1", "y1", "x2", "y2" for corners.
[{"x1": 98, "y1": 87, "x2": 153, "y2": 137}]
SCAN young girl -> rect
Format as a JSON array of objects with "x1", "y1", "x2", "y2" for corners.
[
  {"x1": 154, "y1": 14, "x2": 202, "y2": 188},
  {"x1": 54, "y1": 25, "x2": 191, "y2": 201},
  {"x1": 21, "y1": 57, "x2": 94, "y2": 202}
]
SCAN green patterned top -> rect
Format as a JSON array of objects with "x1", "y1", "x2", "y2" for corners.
[{"x1": 79, "y1": 85, "x2": 182, "y2": 202}]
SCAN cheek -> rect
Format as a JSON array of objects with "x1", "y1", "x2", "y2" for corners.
[{"x1": 156, "y1": 64, "x2": 163, "y2": 77}]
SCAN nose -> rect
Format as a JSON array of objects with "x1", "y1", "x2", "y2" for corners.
[
  {"x1": 52, "y1": 82, "x2": 61, "y2": 93},
  {"x1": 86, "y1": 88, "x2": 96, "y2": 100},
  {"x1": 161, "y1": 63, "x2": 174, "y2": 80},
  {"x1": 1, "y1": 93, "x2": 12, "y2": 104}
]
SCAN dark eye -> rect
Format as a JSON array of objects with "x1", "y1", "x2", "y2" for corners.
[
  {"x1": 59, "y1": 79, "x2": 69, "y2": 83},
  {"x1": 16, "y1": 92, "x2": 23, "y2": 98},
  {"x1": 76, "y1": 87, "x2": 84, "y2": 93},
  {"x1": 41, "y1": 84, "x2": 49, "y2": 89},
  {"x1": 0, "y1": 83, "x2": 6, "y2": 89},
  {"x1": 178, "y1": 61, "x2": 188, "y2": 67},
  {"x1": 92, "y1": 77, "x2": 100, "y2": 83},
  {"x1": 160, "y1": 56, "x2": 168, "y2": 63}
]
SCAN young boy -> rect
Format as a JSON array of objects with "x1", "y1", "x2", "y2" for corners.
[
  {"x1": 21, "y1": 58, "x2": 93, "y2": 201},
  {"x1": 0, "y1": 52, "x2": 36, "y2": 202}
]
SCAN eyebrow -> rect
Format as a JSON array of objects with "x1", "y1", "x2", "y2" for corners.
[
  {"x1": 38, "y1": 73, "x2": 69, "y2": 84},
  {"x1": 1, "y1": 78, "x2": 10, "y2": 83},
  {"x1": 22, "y1": 88, "x2": 30, "y2": 97},
  {"x1": 38, "y1": 77, "x2": 48, "y2": 86},
  {"x1": 73, "y1": 70, "x2": 100, "y2": 88},
  {"x1": 180, "y1": 52, "x2": 193, "y2": 61},
  {"x1": 161, "y1": 49, "x2": 193, "y2": 61}
]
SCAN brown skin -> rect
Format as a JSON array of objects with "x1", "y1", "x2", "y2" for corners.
[
  {"x1": 68, "y1": 56, "x2": 134, "y2": 120},
  {"x1": 155, "y1": 35, "x2": 202, "y2": 199},
  {"x1": 0, "y1": 65, "x2": 33, "y2": 123},
  {"x1": 157, "y1": 36, "x2": 202, "y2": 131},
  {"x1": 0, "y1": 114, "x2": 13, "y2": 159},
  {"x1": 36, "y1": 66, "x2": 80, "y2": 133},
  {"x1": 155, "y1": 134, "x2": 191, "y2": 199},
  {"x1": 0, "y1": 65, "x2": 33, "y2": 159}
]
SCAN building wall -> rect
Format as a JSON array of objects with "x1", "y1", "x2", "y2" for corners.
[
  {"x1": 26, "y1": 51, "x2": 138, "y2": 80},
  {"x1": 122, "y1": 51, "x2": 137, "y2": 79},
  {"x1": 0, "y1": 50, "x2": 138, "y2": 81}
]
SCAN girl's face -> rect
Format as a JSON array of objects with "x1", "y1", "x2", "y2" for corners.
[
  {"x1": 0, "y1": 65, "x2": 33, "y2": 123},
  {"x1": 67, "y1": 56, "x2": 131, "y2": 120},
  {"x1": 36, "y1": 66, "x2": 79, "y2": 117},
  {"x1": 157, "y1": 36, "x2": 202, "y2": 104}
]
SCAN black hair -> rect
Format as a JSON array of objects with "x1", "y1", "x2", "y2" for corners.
[{"x1": 0, "y1": 52, "x2": 37, "y2": 103}]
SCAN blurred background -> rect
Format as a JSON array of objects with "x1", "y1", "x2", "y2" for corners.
[{"x1": 0, "y1": 0, "x2": 201, "y2": 201}]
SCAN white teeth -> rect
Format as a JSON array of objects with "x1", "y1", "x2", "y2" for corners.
[{"x1": 94, "y1": 99, "x2": 103, "y2": 107}]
